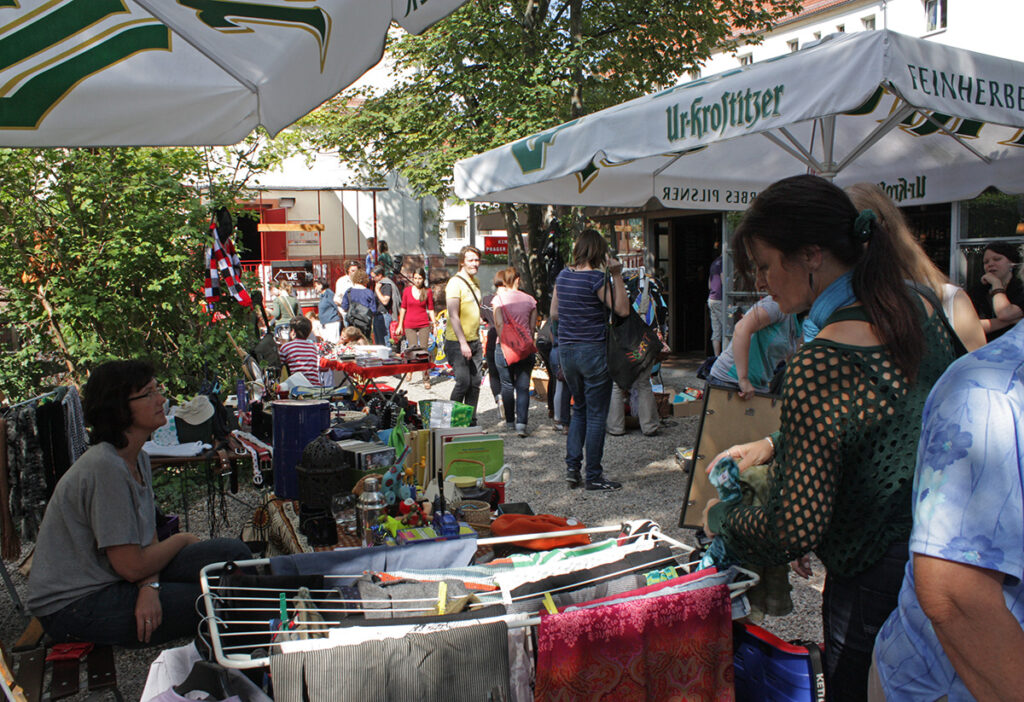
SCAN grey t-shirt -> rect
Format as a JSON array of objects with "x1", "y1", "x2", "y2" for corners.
[{"x1": 27, "y1": 442, "x2": 156, "y2": 616}]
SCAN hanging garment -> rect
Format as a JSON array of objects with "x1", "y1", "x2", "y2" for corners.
[
  {"x1": 269, "y1": 537, "x2": 478, "y2": 582},
  {"x1": 61, "y1": 386, "x2": 88, "y2": 463},
  {"x1": 502, "y1": 545, "x2": 678, "y2": 615},
  {"x1": 535, "y1": 583, "x2": 733, "y2": 702},
  {"x1": 355, "y1": 577, "x2": 474, "y2": 620},
  {"x1": 0, "y1": 418, "x2": 17, "y2": 559},
  {"x1": 6, "y1": 405, "x2": 48, "y2": 541},
  {"x1": 270, "y1": 620, "x2": 511, "y2": 702},
  {"x1": 34, "y1": 396, "x2": 71, "y2": 495},
  {"x1": 204, "y1": 209, "x2": 251, "y2": 312},
  {"x1": 508, "y1": 626, "x2": 535, "y2": 702}
]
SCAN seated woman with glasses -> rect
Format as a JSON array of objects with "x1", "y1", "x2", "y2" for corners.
[{"x1": 26, "y1": 360, "x2": 250, "y2": 647}]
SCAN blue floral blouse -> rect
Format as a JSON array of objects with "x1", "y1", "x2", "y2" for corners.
[{"x1": 875, "y1": 321, "x2": 1024, "y2": 700}]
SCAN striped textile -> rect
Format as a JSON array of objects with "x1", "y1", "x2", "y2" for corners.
[
  {"x1": 554, "y1": 268, "x2": 607, "y2": 344},
  {"x1": 204, "y1": 219, "x2": 251, "y2": 312}
]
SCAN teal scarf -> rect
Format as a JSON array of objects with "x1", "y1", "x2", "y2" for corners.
[{"x1": 802, "y1": 270, "x2": 856, "y2": 342}]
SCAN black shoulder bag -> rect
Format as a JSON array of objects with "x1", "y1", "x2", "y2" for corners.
[{"x1": 605, "y1": 269, "x2": 661, "y2": 389}]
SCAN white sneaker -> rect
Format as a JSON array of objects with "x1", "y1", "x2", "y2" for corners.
[{"x1": 516, "y1": 423, "x2": 528, "y2": 438}]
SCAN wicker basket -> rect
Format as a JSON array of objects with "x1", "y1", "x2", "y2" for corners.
[
  {"x1": 352, "y1": 473, "x2": 384, "y2": 496},
  {"x1": 460, "y1": 500, "x2": 492, "y2": 536}
]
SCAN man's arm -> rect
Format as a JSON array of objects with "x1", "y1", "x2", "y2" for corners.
[{"x1": 915, "y1": 554, "x2": 1024, "y2": 701}]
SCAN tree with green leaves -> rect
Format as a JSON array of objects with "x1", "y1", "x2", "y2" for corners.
[
  {"x1": 0, "y1": 140, "x2": 287, "y2": 402},
  {"x1": 304, "y1": 0, "x2": 800, "y2": 304}
]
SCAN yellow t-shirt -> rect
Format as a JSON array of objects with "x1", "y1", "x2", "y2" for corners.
[{"x1": 444, "y1": 274, "x2": 481, "y2": 342}]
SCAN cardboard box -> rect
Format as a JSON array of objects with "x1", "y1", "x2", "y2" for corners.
[
  {"x1": 531, "y1": 370, "x2": 550, "y2": 402},
  {"x1": 673, "y1": 399, "x2": 704, "y2": 418}
]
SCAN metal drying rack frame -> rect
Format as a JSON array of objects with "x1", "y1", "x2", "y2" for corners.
[{"x1": 198, "y1": 521, "x2": 759, "y2": 669}]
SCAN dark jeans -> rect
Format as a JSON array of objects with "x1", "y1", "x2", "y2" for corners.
[
  {"x1": 485, "y1": 328, "x2": 501, "y2": 401},
  {"x1": 560, "y1": 341, "x2": 613, "y2": 482},
  {"x1": 372, "y1": 312, "x2": 392, "y2": 346},
  {"x1": 821, "y1": 541, "x2": 908, "y2": 702},
  {"x1": 445, "y1": 339, "x2": 483, "y2": 418},
  {"x1": 494, "y1": 345, "x2": 534, "y2": 426},
  {"x1": 550, "y1": 350, "x2": 572, "y2": 425},
  {"x1": 38, "y1": 538, "x2": 251, "y2": 648}
]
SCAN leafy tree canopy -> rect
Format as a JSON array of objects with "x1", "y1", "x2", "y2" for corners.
[
  {"x1": 302, "y1": 0, "x2": 800, "y2": 298},
  {"x1": 0, "y1": 139, "x2": 289, "y2": 402}
]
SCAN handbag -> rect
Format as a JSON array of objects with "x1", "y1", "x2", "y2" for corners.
[
  {"x1": 605, "y1": 270, "x2": 661, "y2": 389},
  {"x1": 496, "y1": 290, "x2": 537, "y2": 364}
]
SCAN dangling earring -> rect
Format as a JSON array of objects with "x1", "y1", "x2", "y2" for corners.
[{"x1": 808, "y1": 271, "x2": 815, "y2": 294}]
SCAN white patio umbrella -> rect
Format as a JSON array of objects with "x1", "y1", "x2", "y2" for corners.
[
  {"x1": 454, "y1": 30, "x2": 1024, "y2": 210},
  {"x1": 0, "y1": 0, "x2": 468, "y2": 147}
]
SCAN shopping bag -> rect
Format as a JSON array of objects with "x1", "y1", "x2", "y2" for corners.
[
  {"x1": 607, "y1": 309, "x2": 660, "y2": 389},
  {"x1": 605, "y1": 270, "x2": 660, "y2": 389}
]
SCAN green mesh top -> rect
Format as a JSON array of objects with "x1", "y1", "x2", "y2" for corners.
[{"x1": 707, "y1": 300, "x2": 959, "y2": 578}]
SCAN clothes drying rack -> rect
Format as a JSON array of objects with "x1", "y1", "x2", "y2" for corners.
[{"x1": 197, "y1": 521, "x2": 759, "y2": 669}]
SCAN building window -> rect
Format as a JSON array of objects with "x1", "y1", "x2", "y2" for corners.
[
  {"x1": 836, "y1": 24, "x2": 845, "y2": 33},
  {"x1": 925, "y1": 0, "x2": 947, "y2": 31},
  {"x1": 862, "y1": 15, "x2": 876, "y2": 30},
  {"x1": 738, "y1": 53, "x2": 753, "y2": 66},
  {"x1": 787, "y1": 39, "x2": 799, "y2": 52},
  {"x1": 813, "y1": 31, "x2": 821, "y2": 40},
  {"x1": 452, "y1": 222, "x2": 466, "y2": 240}
]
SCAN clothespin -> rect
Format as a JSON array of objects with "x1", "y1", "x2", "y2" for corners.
[
  {"x1": 542, "y1": 592, "x2": 559, "y2": 615},
  {"x1": 437, "y1": 582, "x2": 448, "y2": 615}
]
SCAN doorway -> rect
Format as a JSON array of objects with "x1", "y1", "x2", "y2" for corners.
[{"x1": 652, "y1": 213, "x2": 722, "y2": 354}]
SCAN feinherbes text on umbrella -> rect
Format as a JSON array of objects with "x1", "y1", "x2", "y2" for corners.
[
  {"x1": 905, "y1": 64, "x2": 1024, "y2": 110},
  {"x1": 666, "y1": 85, "x2": 784, "y2": 142}
]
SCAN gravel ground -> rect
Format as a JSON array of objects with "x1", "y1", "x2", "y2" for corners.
[{"x1": 0, "y1": 362, "x2": 823, "y2": 699}]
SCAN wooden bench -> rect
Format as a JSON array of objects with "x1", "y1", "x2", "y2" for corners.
[{"x1": 4, "y1": 620, "x2": 122, "y2": 701}]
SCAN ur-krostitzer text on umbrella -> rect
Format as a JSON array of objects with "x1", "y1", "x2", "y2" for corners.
[{"x1": 666, "y1": 85, "x2": 784, "y2": 142}]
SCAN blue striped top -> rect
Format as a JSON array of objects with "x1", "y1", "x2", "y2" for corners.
[{"x1": 555, "y1": 268, "x2": 608, "y2": 344}]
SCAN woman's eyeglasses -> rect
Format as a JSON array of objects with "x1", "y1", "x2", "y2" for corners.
[{"x1": 128, "y1": 383, "x2": 166, "y2": 402}]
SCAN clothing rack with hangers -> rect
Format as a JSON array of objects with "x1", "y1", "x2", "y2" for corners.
[
  {"x1": 198, "y1": 521, "x2": 759, "y2": 670},
  {"x1": 0, "y1": 388, "x2": 63, "y2": 413}
]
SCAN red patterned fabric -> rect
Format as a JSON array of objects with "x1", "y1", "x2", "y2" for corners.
[{"x1": 535, "y1": 583, "x2": 734, "y2": 701}]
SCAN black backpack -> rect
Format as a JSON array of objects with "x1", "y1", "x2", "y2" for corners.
[{"x1": 346, "y1": 301, "x2": 373, "y2": 337}]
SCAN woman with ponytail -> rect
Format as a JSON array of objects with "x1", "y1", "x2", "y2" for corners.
[{"x1": 701, "y1": 175, "x2": 960, "y2": 701}]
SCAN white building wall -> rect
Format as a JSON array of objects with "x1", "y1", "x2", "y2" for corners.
[
  {"x1": 441, "y1": 201, "x2": 471, "y2": 256},
  {"x1": 254, "y1": 148, "x2": 440, "y2": 260},
  {"x1": 699, "y1": 0, "x2": 1024, "y2": 79}
]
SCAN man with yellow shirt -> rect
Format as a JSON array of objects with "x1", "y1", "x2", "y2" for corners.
[{"x1": 445, "y1": 246, "x2": 483, "y2": 421}]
